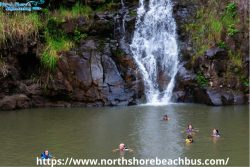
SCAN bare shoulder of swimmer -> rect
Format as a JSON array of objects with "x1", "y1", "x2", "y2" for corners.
[
  {"x1": 126, "y1": 148, "x2": 134, "y2": 152},
  {"x1": 112, "y1": 149, "x2": 120, "y2": 152}
]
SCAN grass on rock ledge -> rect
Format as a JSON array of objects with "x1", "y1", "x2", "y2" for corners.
[
  {"x1": 184, "y1": 1, "x2": 240, "y2": 64},
  {"x1": 0, "y1": 10, "x2": 41, "y2": 45}
]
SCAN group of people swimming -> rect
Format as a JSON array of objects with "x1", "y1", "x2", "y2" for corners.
[
  {"x1": 114, "y1": 114, "x2": 221, "y2": 153},
  {"x1": 162, "y1": 115, "x2": 221, "y2": 144},
  {"x1": 42, "y1": 114, "x2": 221, "y2": 158},
  {"x1": 185, "y1": 124, "x2": 220, "y2": 143}
]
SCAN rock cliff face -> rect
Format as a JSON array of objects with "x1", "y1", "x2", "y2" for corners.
[
  {"x1": 46, "y1": 38, "x2": 144, "y2": 107},
  {"x1": 0, "y1": 0, "x2": 248, "y2": 110},
  {"x1": 172, "y1": 0, "x2": 249, "y2": 105},
  {"x1": 0, "y1": 0, "x2": 144, "y2": 110}
]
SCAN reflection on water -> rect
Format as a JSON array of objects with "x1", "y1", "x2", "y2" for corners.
[{"x1": 0, "y1": 104, "x2": 248, "y2": 166}]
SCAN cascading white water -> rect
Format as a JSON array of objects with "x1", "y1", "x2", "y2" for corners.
[
  {"x1": 130, "y1": 0, "x2": 179, "y2": 105},
  {"x1": 120, "y1": 0, "x2": 128, "y2": 50}
]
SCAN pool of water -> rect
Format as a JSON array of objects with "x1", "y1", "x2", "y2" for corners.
[{"x1": 0, "y1": 104, "x2": 249, "y2": 166}]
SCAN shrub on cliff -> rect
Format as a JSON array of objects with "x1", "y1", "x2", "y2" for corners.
[
  {"x1": 41, "y1": 34, "x2": 73, "y2": 70},
  {"x1": 0, "y1": 10, "x2": 41, "y2": 45},
  {"x1": 196, "y1": 72, "x2": 208, "y2": 88},
  {"x1": 184, "y1": 1, "x2": 240, "y2": 63}
]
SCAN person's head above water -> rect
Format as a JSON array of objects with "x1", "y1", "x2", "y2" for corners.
[
  {"x1": 41, "y1": 149, "x2": 52, "y2": 159},
  {"x1": 163, "y1": 115, "x2": 169, "y2": 120},
  {"x1": 212, "y1": 128, "x2": 220, "y2": 136},
  {"x1": 212, "y1": 128, "x2": 217, "y2": 134},
  {"x1": 44, "y1": 150, "x2": 49, "y2": 155},
  {"x1": 186, "y1": 135, "x2": 193, "y2": 143},
  {"x1": 187, "y1": 124, "x2": 193, "y2": 130},
  {"x1": 112, "y1": 143, "x2": 133, "y2": 153},
  {"x1": 119, "y1": 143, "x2": 126, "y2": 151}
]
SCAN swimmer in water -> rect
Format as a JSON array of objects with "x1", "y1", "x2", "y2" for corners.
[
  {"x1": 185, "y1": 135, "x2": 194, "y2": 143},
  {"x1": 212, "y1": 128, "x2": 220, "y2": 137},
  {"x1": 113, "y1": 143, "x2": 133, "y2": 152},
  {"x1": 162, "y1": 114, "x2": 170, "y2": 121},
  {"x1": 41, "y1": 150, "x2": 53, "y2": 159},
  {"x1": 186, "y1": 124, "x2": 193, "y2": 133}
]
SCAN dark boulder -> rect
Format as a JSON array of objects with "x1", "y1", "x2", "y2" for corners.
[
  {"x1": 221, "y1": 92, "x2": 234, "y2": 105},
  {"x1": 194, "y1": 88, "x2": 246, "y2": 106},
  {"x1": 233, "y1": 92, "x2": 245, "y2": 105},
  {"x1": 194, "y1": 88, "x2": 222, "y2": 106},
  {"x1": 173, "y1": 91, "x2": 186, "y2": 102},
  {"x1": 0, "y1": 94, "x2": 31, "y2": 110},
  {"x1": 206, "y1": 89, "x2": 223, "y2": 106}
]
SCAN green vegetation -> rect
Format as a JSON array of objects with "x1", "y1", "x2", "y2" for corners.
[
  {"x1": 240, "y1": 76, "x2": 249, "y2": 93},
  {"x1": 222, "y1": 2, "x2": 239, "y2": 36},
  {"x1": 41, "y1": 34, "x2": 73, "y2": 70},
  {"x1": 242, "y1": 78, "x2": 249, "y2": 87},
  {"x1": 196, "y1": 72, "x2": 208, "y2": 88},
  {"x1": 228, "y1": 50, "x2": 242, "y2": 68},
  {"x1": 72, "y1": 2, "x2": 93, "y2": 18},
  {"x1": 0, "y1": 57, "x2": 8, "y2": 77},
  {"x1": 73, "y1": 29, "x2": 88, "y2": 42},
  {"x1": 217, "y1": 41, "x2": 227, "y2": 49},
  {"x1": 0, "y1": 1, "x2": 125, "y2": 71},
  {"x1": 227, "y1": 24, "x2": 239, "y2": 36},
  {"x1": 40, "y1": 2, "x2": 95, "y2": 70},
  {"x1": 185, "y1": 1, "x2": 240, "y2": 63},
  {"x1": 95, "y1": 2, "x2": 118, "y2": 12},
  {"x1": 0, "y1": 10, "x2": 41, "y2": 44},
  {"x1": 185, "y1": 1, "x2": 248, "y2": 91},
  {"x1": 55, "y1": 2, "x2": 93, "y2": 21},
  {"x1": 115, "y1": 49, "x2": 125, "y2": 57},
  {"x1": 41, "y1": 17, "x2": 74, "y2": 70},
  {"x1": 129, "y1": 10, "x2": 137, "y2": 17}
]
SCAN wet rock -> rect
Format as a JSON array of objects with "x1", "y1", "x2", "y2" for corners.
[
  {"x1": 194, "y1": 88, "x2": 247, "y2": 106},
  {"x1": 89, "y1": 12, "x2": 114, "y2": 36},
  {"x1": 194, "y1": 88, "x2": 222, "y2": 106},
  {"x1": 102, "y1": 55, "x2": 123, "y2": 86},
  {"x1": 212, "y1": 60, "x2": 227, "y2": 76},
  {"x1": 206, "y1": 89, "x2": 223, "y2": 106},
  {"x1": 31, "y1": 96, "x2": 48, "y2": 108},
  {"x1": 173, "y1": 91, "x2": 186, "y2": 102},
  {"x1": 43, "y1": 39, "x2": 142, "y2": 108},
  {"x1": 205, "y1": 48, "x2": 228, "y2": 60},
  {"x1": 233, "y1": 92, "x2": 245, "y2": 105},
  {"x1": 90, "y1": 54, "x2": 103, "y2": 86},
  {"x1": 221, "y1": 91, "x2": 234, "y2": 105},
  {"x1": 26, "y1": 84, "x2": 43, "y2": 96},
  {"x1": 62, "y1": 19, "x2": 77, "y2": 34},
  {"x1": 157, "y1": 70, "x2": 170, "y2": 92},
  {"x1": 0, "y1": 94, "x2": 30, "y2": 110},
  {"x1": 177, "y1": 65, "x2": 196, "y2": 83}
]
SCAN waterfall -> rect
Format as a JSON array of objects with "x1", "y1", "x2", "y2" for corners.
[
  {"x1": 130, "y1": 0, "x2": 179, "y2": 105},
  {"x1": 120, "y1": 0, "x2": 128, "y2": 51}
]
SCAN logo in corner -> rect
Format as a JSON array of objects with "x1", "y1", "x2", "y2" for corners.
[{"x1": 0, "y1": 0, "x2": 45, "y2": 11}]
